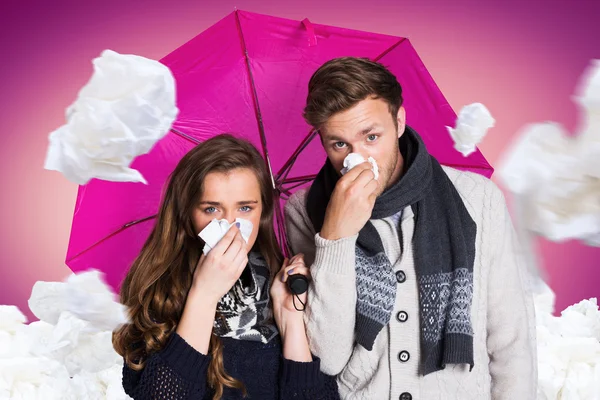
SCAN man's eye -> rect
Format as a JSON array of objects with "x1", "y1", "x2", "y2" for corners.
[
  {"x1": 367, "y1": 134, "x2": 378, "y2": 142},
  {"x1": 334, "y1": 142, "x2": 346, "y2": 149}
]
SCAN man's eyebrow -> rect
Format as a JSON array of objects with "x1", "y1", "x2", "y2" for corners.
[
  {"x1": 324, "y1": 125, "x2": 383, "y2": 141},
  {"x1": 360, "y1": 125, "x2": 383, "y2": 135},
  {"x1": 323, "y1": 133, "x2": 346, "y2": 142}
]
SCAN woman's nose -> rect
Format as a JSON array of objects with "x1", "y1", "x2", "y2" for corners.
[{"x1": 224, "y1": 210, "x2": 236, "y2": 225}]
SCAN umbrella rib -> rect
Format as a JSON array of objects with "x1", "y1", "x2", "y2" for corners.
[
  {"x1": 274, "y1": 197, "x2": 292, "y2": 257},
  {"x1": 281, "y1": 179, "x2": 314, "y2": 192},
  {"x1": 281, "y1": 174, "x2": 318, "y2": 184},
  {"x1": 66, "y1": 215, "x2": 157, "y2": 263},
  {"x1": 234, "y1": 10, "x2": 276, "y2": 189},
  {"x1": 275, "y1": 129, "x2": 318, "y2": 182},
  {"x1": 170, "y1": 128, "x2": 201, "y2": 144},
  {"x1": 373, "y1": 38, "x2": 407, "y2": 62}
]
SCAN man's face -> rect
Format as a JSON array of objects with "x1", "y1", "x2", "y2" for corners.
[{"x1": 319, "y1": 97, "x2": 406, "y2": 195}]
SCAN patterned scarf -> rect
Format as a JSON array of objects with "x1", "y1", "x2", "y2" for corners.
[
  {"x1": 306, "y1": 127, "x2": 477, "y2": 375},
  {"x1": 213, "y1": 252, "x2": 278, "y2": 343}
]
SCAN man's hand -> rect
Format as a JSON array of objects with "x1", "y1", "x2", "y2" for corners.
[{"x1": 320, "y1": 162, "x2": 378, "y2": 240}]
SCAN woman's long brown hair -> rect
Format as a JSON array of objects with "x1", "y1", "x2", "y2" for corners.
[{"x1": 112, "y1": 134, "x2": 283, "y2": 399}]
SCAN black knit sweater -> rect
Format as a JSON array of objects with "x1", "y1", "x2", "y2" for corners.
[{"x1": 122, "y1": 332, "x2": 340, "y2": 399}]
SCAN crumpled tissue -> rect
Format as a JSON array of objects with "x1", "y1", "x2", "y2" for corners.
[
  {"x1": 446, "y1": 103, "x2": 495, "y2": 157},
  {"x1": 497, "y1": 59, "x2": 600, "y2": 246},
  {"x1": 44, "y1": 49, "x2": 179, "y2": 185},
  {"x1": 199, "y1": 218, "x2": 254, "y2": 255},
  {"x1": 340, "y1": 153, "x2": 379, "y2": 180},
  {"x1": 0, "y1": 270, "x2": 132, "y2": 399},
  {"x1": 29, "y1": 269, "x2": 128, "y2": 332},
  {"x1": 534, "y1": 280, "x2": 600, "y2": 399}
]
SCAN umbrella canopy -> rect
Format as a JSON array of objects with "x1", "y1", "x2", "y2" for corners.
[{"x1": 65, "y1": 10, "x2": 493, "y2": 291}]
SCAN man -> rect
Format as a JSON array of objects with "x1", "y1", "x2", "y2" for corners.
[{"x1": 284, "y1": 57, "x2": 537, "y2": 400}]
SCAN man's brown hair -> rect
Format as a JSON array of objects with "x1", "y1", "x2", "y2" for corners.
[{"x1": 303, "y1": 57, "x2": 403, "y2": 130}]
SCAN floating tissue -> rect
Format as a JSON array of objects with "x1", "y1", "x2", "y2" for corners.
[
  {"x1": 497, "y1": 59, "x2": 600, "y2": 247},
  {"x1": 44, "y1": 49, "x2": 179, "y2": 185},
  {"x1": 446, "y1": 102, "x2": 495, "y2": 157}
]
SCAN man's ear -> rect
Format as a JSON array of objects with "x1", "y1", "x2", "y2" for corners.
[{"x1": 396, "y1": 106, "x2": 406, "y2": 138}]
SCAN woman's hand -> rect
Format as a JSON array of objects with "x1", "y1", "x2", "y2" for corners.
[
  {"x1": 177, "y1": 226, "x2": 247, "y2": 355},
  {"x1": 270, "y1": 254, "x2": 310, "y2": 328},
  {"x1": 270, "y1": 254, "x2": 313, "y2": 362},
  {"x1": 190, "y1": 225, "x2": 248, "y2": 304}
]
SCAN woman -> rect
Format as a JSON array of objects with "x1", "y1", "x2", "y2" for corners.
[{"x1": 112, "y1": 135, "x2": 339, "y2": 400}]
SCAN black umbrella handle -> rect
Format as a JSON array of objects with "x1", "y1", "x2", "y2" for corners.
[
  {"x1": 287, "y1": 274, "x2": 309, "y2": 295},
  {"x1": 287, "y1": 274, "x2": 308, "y2": 312}
]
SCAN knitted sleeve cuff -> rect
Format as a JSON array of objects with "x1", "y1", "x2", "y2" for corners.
[
  {"x1": 158, "y1": 332, "x2": 211, "y2": 383},
  {"x1": 280, "y1": 355, "x2": 325, "y2": 390},
  {"x1": 313, "y1": 233, "x2": 358, "y2": 275}
]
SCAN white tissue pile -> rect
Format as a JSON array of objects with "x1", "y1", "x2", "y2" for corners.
[
  {"x1": 0, "y1": 269, "x2": 598, "y2": 399},
  {"x1": 199, "y1": 218, "x2": 254, "y2": 255},
  {"x1": 446, "y1": 102, "x2": 495, "y2": 157},
  {"x1": 0, "y1": 270, "x2": 132, "y2": 399},
  {"x1": 44, "y1": 49, "x2": 179, "y2": 185},
  {"x1": 497, "y1": 59, "x2": 600, "y2": 246},
  {"x1": 534, "y1": 281, "x2": 600, "y2": 399}
]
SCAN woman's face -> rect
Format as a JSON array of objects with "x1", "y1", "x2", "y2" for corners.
[{"x1": 192, "y1": 167, "x2": 263, "y2": 251}]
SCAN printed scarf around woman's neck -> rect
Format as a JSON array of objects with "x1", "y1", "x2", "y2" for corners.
[{"x1": 213, "y1": 252, "x2": 278, "y2": 344}]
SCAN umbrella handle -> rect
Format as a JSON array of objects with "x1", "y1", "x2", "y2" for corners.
[{"x1": 301, "y1": 18, "x2": 318, "y2": 47}]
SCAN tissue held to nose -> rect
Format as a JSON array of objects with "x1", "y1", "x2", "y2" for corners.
[
  {"x1": 198, "y1": 218, "x2": 254, "y2": 255},
  {"x1": 340, "y1": 153, "x2": 379, "y2": 180}
]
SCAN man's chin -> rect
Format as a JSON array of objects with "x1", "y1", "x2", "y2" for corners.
[
  {"x1": 377, "y1": 174, "x2": 395, "y2": 196},
  {"x1": 375, "y1": 183, "x2": 387, "y2": 197}
]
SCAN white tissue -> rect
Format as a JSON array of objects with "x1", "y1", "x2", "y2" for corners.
[
  {"x1": 446, "y1": 103, "x2": 495, "y2": 157},
  {"x1": 534, "y1": 282, "x2": 600, "y2": 399},
  {"x1": 0, "y1": 306, "x2": 27, "y2": 334},
  {"x1": 199, "y1": 218, "x2": 254, "y2": 255},
  {"x1": 497, "y1": 59, "x2": 600, "y2": 246},
  {"x1": 0, "y1": 270, "x2": 132, "y2": 399},
  {"x1": 44, "y1": 49, "x2": 179, "y2": 185},
  {"x1": 340, "y1": 153, "x2": 379, "y2": 180},
  {"x1": 28, "y1": 270, "x2": 128, "y2": 332}
]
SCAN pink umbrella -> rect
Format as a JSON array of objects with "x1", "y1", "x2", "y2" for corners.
[{"x1": 65, "y1": 10, "x2": 493, "y2": 291}]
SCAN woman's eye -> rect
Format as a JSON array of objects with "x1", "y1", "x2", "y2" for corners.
[
  {"x1": 205, "y1": 207, "x2": 217, "y2": 214},
  {"x1": 240, "y1": 206, "x2": 252, "y2": 212}
]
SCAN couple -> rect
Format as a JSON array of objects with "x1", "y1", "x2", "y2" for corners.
[{"x1": 113, "y1": 57, "x2": 537, "y2": 400}]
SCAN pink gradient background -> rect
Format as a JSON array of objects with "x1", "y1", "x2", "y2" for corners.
[{"x1": 0, "y1": 0, "x2": 598, "y2": 321}]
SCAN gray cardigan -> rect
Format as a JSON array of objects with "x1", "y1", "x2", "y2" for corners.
[{"x1": 284, "y1": 166, "x2": 537, "y2": 400}]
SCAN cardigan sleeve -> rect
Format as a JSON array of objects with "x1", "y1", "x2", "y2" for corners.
[
  {"x1": 284, "y1": 190, "x2": 359, "y2": 376},
  {"x1": 485, "y1": 184, "x2": 538, "y2": 399}
]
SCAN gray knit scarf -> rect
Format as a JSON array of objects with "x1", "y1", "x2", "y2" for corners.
[
  {"x1": 306, "y1": 126, "x2": 477, "y2": 375},
  {"x1": 213, "y1": 252, "x2": 278, "y2": 343}
]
